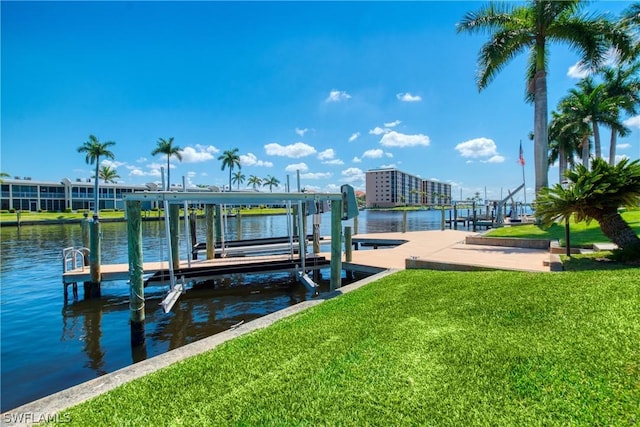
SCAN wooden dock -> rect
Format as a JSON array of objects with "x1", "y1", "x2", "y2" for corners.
[{"x1": 62, "y1": 254, "x2": 330, "y2": 285}]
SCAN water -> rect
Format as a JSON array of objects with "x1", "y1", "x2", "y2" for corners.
[{"x1": 0, "y1": 209, "x2": 448, "y2": 411}]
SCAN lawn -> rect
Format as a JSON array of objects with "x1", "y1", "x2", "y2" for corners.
[
  {"x1": 50, "y1": 269, "x2": 639, "y2": 426},
  {"x1": 485, "y1": 209, "x2": 640, "y2": 247}
]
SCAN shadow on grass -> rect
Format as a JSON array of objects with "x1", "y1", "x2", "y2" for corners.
[{"x1": 563, "y1": 251, "x2": 640, "y2": 271}]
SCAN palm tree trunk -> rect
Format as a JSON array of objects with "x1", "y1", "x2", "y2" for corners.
[
  {"x1": 93, "y1": 160, "x2": 100, "y2": 218},
  {"x1": 559, "y1": 146, "x2": 567, "y2": 183},
  {"x1": 534, "y1": 70, "x2": 549, "y2": 194},
  {"x1": 592, "y1": 120, "x2": 601, "y2": 159},
  {"x1": 593, "y1": 208, "x2": 640, "y2": 250},
  {"x1": 581, "y1": 136, "x2": 590, "y2": 168},
  {"x1": 166, "y1": 156, "x2": 170, "y2": 190},
  {"x1": 609, "y1": 128, "x2": 617, "y2": 166}
]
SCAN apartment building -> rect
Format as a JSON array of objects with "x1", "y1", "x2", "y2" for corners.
[{"x1": 365, "y1": 168, "x2": 451, "y2": 208}]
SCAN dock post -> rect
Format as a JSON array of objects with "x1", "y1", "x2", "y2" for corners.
[
  {"x1": 453, "y1": 205, "x2": 458, "y2": 230},
  {"x1": 441, "y1": 208, "x2": 445, "y2": 231},
  {"x1": 236, "y1": 210, "x2": 242, "y2": 240},
  {"x1": 81, "y1": 212, "x2": 90, "y2": 265},
  {"x1": 344, "y1": 226, "x2": 352, "y2": 262},
  {"x1": 205, "y1": 204, "x2": 215, "y2": 259},
  {"x1": 313, "y1": 213, "x2": 321, "y2": 254},
  {"x1": 353, "y1": 215, "x2": 358, "y2": 235},
  {"x1": 402, "y1": 210, "x2": 407, "y2": 233},
  {"x1": 214, "y1": 204, "x2": 223, "y2": 244},
  {"x1": 472, "y1": 201, "x2": 477, "y2": 232},
  {"x1": 85, "y1": 216, "x2": 101, "y2": 298},
  {"x1": 169, "y1": 204, "x2": 180, "y2": 270},
  {"x1": 126, "y1": 200, "x2": 145, "y2": 347},
  {"x1": 330, "y1": 199, "x2": 343, "y2": 291},
  {"x1": 189, "y1": 211, "x2": 197, "y2": 260}
]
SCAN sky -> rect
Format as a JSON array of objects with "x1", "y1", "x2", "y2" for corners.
[{"x1": 2, "y1": 1, "x2": 639, "y2": 203}]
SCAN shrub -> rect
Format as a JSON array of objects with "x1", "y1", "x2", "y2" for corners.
[
  {"x1": 9, "y1": 208, "x2": 15, "y2": 213},
  {"x1": 64, "y1": 208, "x2": 73, "y2": 213}
]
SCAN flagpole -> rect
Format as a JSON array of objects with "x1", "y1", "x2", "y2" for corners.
[{"x1": 520, "y1": 140, "x2": 527, "y2": 210}]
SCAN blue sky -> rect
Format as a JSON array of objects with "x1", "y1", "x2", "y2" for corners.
[{"x1": 2, "y1": 1, "x2": 638, "y2": 202}]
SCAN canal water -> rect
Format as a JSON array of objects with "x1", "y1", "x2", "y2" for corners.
[{"x1": 0, "y1": 209, "x2": 449, "y2": 412}]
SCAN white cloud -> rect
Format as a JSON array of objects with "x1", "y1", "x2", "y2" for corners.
[
  {"x1": 240, "y1": 152, "x2": 273, "y2": 167},
  {"x1": 483, "y1": 155, "x2": 505, "y2": 164},
  {"x1": 384, "y1": 120, "x2": 401, "y2": 128},
  {"x1": 126, "y1": 164, "x2": 162, "y2": 177},
  {"x1": 295, "y1": 127, "x2": 308, "y2": 137},
  {"x1": 348, "y1": 132, "x2": 360, "y2": 142},
  {"x1": 136, "y1": 157, "x2": 147, "y2": 163},
  {"x1": 617, "y1": 143, "x2": 631, "y2": 150},
  {"x1": 379, "y1": 163, "x2": 396, "y2": 169},
  {"x1": 385, "y1": 152, "x2": 394, "y2": 158},
  {"x1": 101, "y1": 159, "x2": 126, "y2": 168},
  {"x1": 341, "y1": 167, "x2": 365, "y2": 183},
  {"x1": 455, "y1": 137, "x2": 499, "y2": 158},
  {"x1": 301, "y1": 172, "x2": 333, "y2": 179},
  {"x1": 369, "y1": 126, "x2": 388, "y2": 135},
  {"x1": 179, "y1": 145, "x2": 219, "y2": 163},
  {"x1": 624, "y1": 115, "x2": 640, "y2": 129},
  {"x1": 264, "y1": 142, "x2": 317, "y2": 158},
  {"x1": 317, "y1": 149, "x2": 335, "y2": 161},
  {"x1": 285, "y1": 162, "x2": 309, "y2": 172},
  {"x1": 615, "y1": 154, "x2": 630, "y2": 163},
  {"x1": 380, "y1": 131, "x2": 430, "y2": 148},
  {"x1": 323, "y1": 159, "x2": 344, "y2": 165},
  {"x1": 326, "y1": 89, "x2": 351, "y2": 103},
  {"x1": 567, "y1": 62, "x2": 590, "y2": 79},
  {"x1": 325, "y1": 184, "x2": 341, "y2": 193},
  {"x1": 362, "y1": 149, "x2": 384, "y2": 159},
  {"x1": 352, "y1": 156, "x2": 362, "y2": 163},
  {"x1": 396, "y1": 92, "x2": 422, "y2": 102}
]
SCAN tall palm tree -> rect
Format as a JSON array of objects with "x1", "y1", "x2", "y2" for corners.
[
  {"x1": 232, "y1": 171, "x2": 245, "y2": 190},
  {"x1": 535, "y1": 157, "x2": 640, "y2": 251},
  {"x1": 151, "y1": 137, "x2": 182, "y2": 190},
  {"x1": 77, "y1": 135, "x2": 116, "y2": 218},
  {"x1": 218, "y1": 148, "x2": 241, "y2": 191},
  {"x1": 599, "y1": 62, "x2": 640, "y2": 165},
  {"x1": 457, "y1": 0, "x2": 632, "y2": 194},
  {"x1": 95, "y1": 165, "x2": 120, "y2": 183},
  {"x1": 247, "y1": 175, "x2": 262, "y2": 190},
  {"x1": 548, "y1": 110, "x2": 584, "y2": 182},
  {"x1": 262, "y1": 175, "x2": 280, "y2": 192}
]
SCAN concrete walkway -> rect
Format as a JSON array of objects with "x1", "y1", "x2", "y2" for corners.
[{"x1": 2, "y1": 230, "x2": 553, "y2": 425}]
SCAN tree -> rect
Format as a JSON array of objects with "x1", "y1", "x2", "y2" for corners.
[
  {"x1": 599, "y1": 62, "x2": 640, "y2": 165},
  {"x1": 535, "y1": 157, "x2": 640, "y2": 251},
  {"x1": 0, "y1": 172, "x2": 9, "y2": 183},
  {"x1": 218, "y1": 148, "x2": 241, "y2": 191},
  {"x1": 77, "y1": 135, "x2": 116, "y2": 218},
  {"x1": 95, "y1": 165, "x2": 120, "y2": 183},
  {"x1": 248, "y1": 175, "x2": 262, "y2": 190},
  {"x1": 151, "y1": 137, "x2": 182, "y2": 190},
  {"x1": 548, "y1": 110, "x2": 584, "y2": 182},
  {"x1": 263, "y1": 175, "x2": 280, "y2": 192},
  {"x1": 457, "y1": 0, "x2": 632, "y2": 194},
  {"x1": 232, "y1": 170, "x2": 245, "y2": 190}
]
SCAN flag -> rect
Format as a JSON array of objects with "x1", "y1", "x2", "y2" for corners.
[{"x1": 518, "y1": 142, "x2": 525, "y2": 166}]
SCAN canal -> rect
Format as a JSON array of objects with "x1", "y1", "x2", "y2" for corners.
[{"x1": 1, "y1": 209, "x2": 448, "y2": 411}]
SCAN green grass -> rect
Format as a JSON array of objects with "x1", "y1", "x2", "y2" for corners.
[
  {"x1": 0, "y1": 207, "x2": 287, "y2": 223},
  {"x1": 485, "y1": 209, "x2": 640, "y2": 247},
  {"x1": 50, "y1": 269, "x2": 640, "y2": 426}
]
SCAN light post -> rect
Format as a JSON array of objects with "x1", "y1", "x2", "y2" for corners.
[{"x1": 562, "y1": 181, "x2": 571, "y2": 257}]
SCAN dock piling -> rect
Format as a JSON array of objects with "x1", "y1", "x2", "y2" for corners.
[
  {"x1": 126, "y1": 200, "x2": 145, "y2": 347},
  {"x1": 344, "y1": 226, "x2": 352, "y2": 262},
  {"x1": 85, "y1": 217, "x2": 101, "y2": 298},
  {"x1": 205, "y1": 204, "x2": 215, "y2": 259},
  {"x1": 169, "y1": 204, "x2": 180, "y2": 270},
  {"x1": 330, "y1": 199, "x2": 343, "y2": 291}
]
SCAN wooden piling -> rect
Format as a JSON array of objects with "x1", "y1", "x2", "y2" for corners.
[
  {"x1": 189, "y1": 211, "x2": 197, "y2": 259},
  {"x1": 344, "y1": 226, "x2": 352, "y2": 262},
  {"x1": 85, "y1": 217, "x2": 101, "y2": 298},
  {"x1": 453, "y1": 205, "x2": 458, "y2": 230},
  {"x1": 330, "y1": 199, "x2": 343, "y2": 291},
  {"x1": 205, "y1": 204, "x2": 215, "y2": 259},
  {"x1": 169, "y1": 204, "x2": 180, "y2": 270},
  {"x1": 402, "y1": 210, "x2": 407, "y2": 233},
  {"x1": 236, "y1": 210, "x2": 242, "y2": 240},
  {"x1": 440, "y1": 208, "x2": 445, "y2": 231},
  {"x1": 214, "y1": 204, "x2": 223, "y2": 244},
  {"x1": 126, "y1": 200, "x2": 145, "y2": 346}
]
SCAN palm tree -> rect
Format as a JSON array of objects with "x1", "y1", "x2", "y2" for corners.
[
  {"x1": 457, "y1": 0, "x2": 632, "y2": 194},
  {"x1": 548, "y1": 110, "x2": 584, "y2": 182},
  {"x1": 599, "y1": 62, "x2": 640, "y2": 165},
  {"x1": 262, "y1": 175, "x2": 280, "y2": 192},
  {"x1": 151, "y1": 137, "x2": 182, "y2": 190},
  {"x1": 218, "y1": 148, "x2": 241, "y2": 191},
  {"x1": 247, "y1": 175, "x2": 262, "y2": 190},
  {"x1": 232, "y1": 170, "x2": 245, "y2": 190},
  {"x1": 95, "y1": 165, "x2": 120, "y2": 183},
  {"x1": 77, "y1": 135, "x2": 116, "y2": 218},
  {"x1": 535, "y1": 157, "x2": 640, "y2": 251},
  {"x1": 0, "y1": 172, "x2": 9, "y2": 183}
]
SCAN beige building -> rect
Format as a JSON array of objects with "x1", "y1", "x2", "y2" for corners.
[{"x1": 365, "y1": 168, "x2": 451, "y2": 208}]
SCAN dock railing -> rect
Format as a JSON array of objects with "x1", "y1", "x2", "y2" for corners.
[{"x1": 62, "y1": 247, "x2": 88, "y2": 273}]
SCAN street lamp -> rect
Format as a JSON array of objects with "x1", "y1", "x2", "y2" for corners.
[{"x1": 562, "y1": 180, "x2": 571, "y2": 257}]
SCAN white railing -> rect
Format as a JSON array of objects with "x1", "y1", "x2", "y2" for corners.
[{"x1": 62, "y1": 247, "x2": 88, "y2": 273}]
